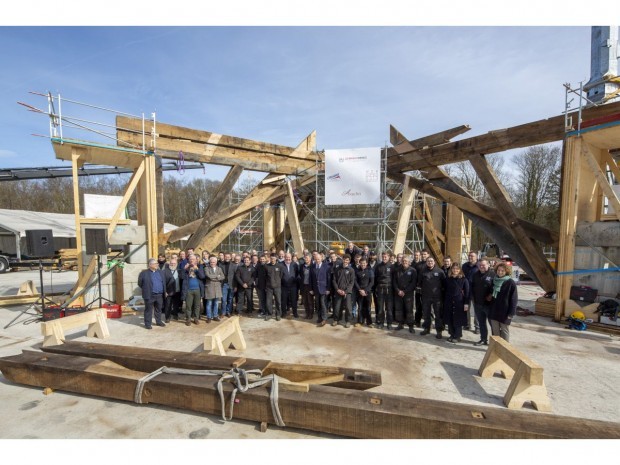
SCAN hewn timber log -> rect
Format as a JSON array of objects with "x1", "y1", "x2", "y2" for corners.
[
  {"x1": 116, "y1": 116, "x2": 318, "y2": 176},
  {"x1": 2, "y1": 351, "x2": 619, "y2": 439},
  {"x1": 389, "y1": 100, "x2": 620, "y2": 172},
  {"x1": 41, "y1": 341, "x2": 381, "y2": 391}
]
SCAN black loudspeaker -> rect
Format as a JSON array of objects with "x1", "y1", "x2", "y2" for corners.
[
  {"x1": 85, "y1": 228, "x2": 108, "y2": 255},
  {"x1": 26, "y1": 229, "x2": 56, "y2": 258}
]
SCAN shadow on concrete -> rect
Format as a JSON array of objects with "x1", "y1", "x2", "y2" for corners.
[
  {"x1": 439, "y1": 361, "x2": 504, "y2": 406},
  {"x1": 605, "y1": 345, "x2": 620, "y2": 355}
]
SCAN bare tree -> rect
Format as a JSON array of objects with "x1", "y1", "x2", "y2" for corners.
[{"x1": 511, "y1": 144, "x2": 561, "y2": 227}]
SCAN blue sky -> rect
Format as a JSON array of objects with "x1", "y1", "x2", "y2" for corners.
[{"x1": 0, "y1": 26, "x2": 593, "y2": 181}]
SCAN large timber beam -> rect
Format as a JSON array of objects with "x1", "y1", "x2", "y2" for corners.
[
  {"x1": 389, "y1": 100, "x2": 620, "y2": 172},
  {"x1": 582, "y1": 142, "x2": 620, "y2": 221},
  {"x1": 392, "y1": 174, "x2": 416, "y2": 254},
  {"x1": 388, "y1": 124, "x2": 471, "y2": 156},
  {"x1": 185, "y1": 165, "x2": 244, "y2": 250},
  {"x1": 117, "y1": 116, "x2": 318, "y2": 176},
  {"x1": 469, "y1": 154, "x2": 556, "y2": 292},
  {"x1": 284, "y1": 182, "x2": 305, "y2": 253},
  {"x1": 401, "y1": 174, "x2": 559, "y2": 246}
]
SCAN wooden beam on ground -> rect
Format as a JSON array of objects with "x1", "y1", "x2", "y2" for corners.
[
  {"x1": 389, "y1": 124, "x2": 471, "y2": 156},
  {"x1": 582, "y1": 142, "x2": 620, "y2": 221},
  {"x1": 186, "y1": 165, "x2": 244, "y2": 252},
  {"x1": 389, "y1": 100, "x2": 620, "y2": 172},
  {"x1": 107, "y1": 160, "x2": 145, "y2": 239},
  {"x1": 393, "y1": 174, "x2": 416, "y2": 254},
  {"x1": 469, "y1": 154, "x2": 556, "y2": 292},
  {"x1": 42, "y1": 341, "x2": 382, "y2": 391},
  {"x1": 284, "y1": 182, "x2": 305, "y2": 253},
  {"x1": 3, "y1": 350, "x2": 620, "y2": 439},
  {"x1": 116, "y1": 117, "x2": 318, "y2": 175}
]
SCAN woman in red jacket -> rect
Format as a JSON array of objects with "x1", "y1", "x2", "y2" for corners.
[{"x1": 488, "y1": 262, "x2": 518, "y2": 342}]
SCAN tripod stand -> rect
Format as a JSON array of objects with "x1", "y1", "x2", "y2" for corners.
[{"x1": 85, "y1": 254, "x2": 115, "y2": 309}]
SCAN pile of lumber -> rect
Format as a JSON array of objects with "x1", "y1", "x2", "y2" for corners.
[
  {"x1": 1, "y1": 342, "x2": 619, "y2": 439},
  {"x1": 58, "y1": 249, "x2": 78, "y2": 270},
  {"x1": 534, "y1": 297, "x2": 556, "y2": 317}
]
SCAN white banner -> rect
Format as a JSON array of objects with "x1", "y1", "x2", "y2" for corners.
[
  {"x1": 84, "y1": 194, "x2": 126, "y2": 219},
  {"x1": 324, "y1": 147, "x2": 381, "y2": 205}
]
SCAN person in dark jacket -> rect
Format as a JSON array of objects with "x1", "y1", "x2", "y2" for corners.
[
  {"x1": 254, "y1": 255, "x2": 269, "y2": 316},
  {"x1": 265, "y1": 254, "x2": 284, "y2": 321},
  {"x1": 138, "y1": 258, "x2": 174, "y2": 330},
  {"x1": 163, "y1": 257, "x2": 182, "y2": 322},
  {"x1": 354, "y1": 258, "x2": 374, "y2": 327},
  {"x1": 393, "y1": 256, "x2": 417, "y2": 333},
  {"x1": 331, "y1": 255, "x2": 355, "y2": 327},
  {"x1": 462, "y1": 251, "x2": 480, "y2": 333},
  {"x1": 413, "y1": 249, "x2": 430, "y2": 327},
  {"x1": 418, "y1": 256, "x2": 446, "y2": 339},
  {"x1": 280, "y1": 253, "x2": 300, "y2": 318},
  {"x1": 489, "y1": 262, "x2": 518, "y2": 342},
  {"x1": 310, "y1": 253, "x2": 331, "y2": 326},
  {"x1": 235, "y1": 256, "x2": 256, "y2": 316},
  {"x1": 300, "y1": 253, "x2": 315, "y2": 319},
  {"x1": 220, "y1": 253, "x2": 238, "y2": 317},
  {"x1": 374, "y1": 252, "x2": 395, "y2": 329},
  {"x1": 471, "y1": 258, "x2": 495, "y2": 346},
  {"x1": 181, "y1": 254, "x2": 206, "y2": 326},
  {"x1": 444, "y1": 263, "x2": 470, "y2": 343}
]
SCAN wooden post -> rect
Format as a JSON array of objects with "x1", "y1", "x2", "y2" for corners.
[
  {"x1": 186, "y1": 165, "x2": 244, "y2": 252},
  {"x1": 582, "y1": 142, "x2": 620, "y2": 221},
  {"x1": 155, "y1": 155, "x2": 165, "y2": 253},
  {"x1": 275, "y1": 204, "x2": 286, "y2": 251},
  {"x1": 71, "y1": 151, "x2": 83, "y2": 280},
  {"x1": 284, "y1": 181, "x2": 304, "y2": 253},
  {"x1": 555, "y1": 137, "x2": 582, "y2": 321},
  {"x1": 393, "y1": 175, "x2": 416, "y2": 254},
  {"x1": 107, "y1": 160, "x2": 145, "y2": 239},
  {"x1": 445, "y1": 203, "x2": 469, "y2": 262},
  {"x1": 263, "y1": 202, "x2": 275, "y2": 251},
  {"x1": 469, "y1": 154, "x2": 556, "y2": 292}
]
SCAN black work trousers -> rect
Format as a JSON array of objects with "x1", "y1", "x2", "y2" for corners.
[
  {"x1": 414, "y1": 290, "x2": 423, "y2": 325},
  {"x1": 236, "y1": 287, "x2": 253, "y2": 314},
  {"x1": 164, "y1": 292, "x2": 182, "y2": 320},
  {"x1": 394, "y1": 293, "x2": 414, "y2": 326},
  {"x1": 144, "y1": 294, "x2": 164, "y2": 327},
  {"x1": 422, "y1": 297, "x2": 444, "y2": 333},
  {"x1": 281, "y1": 285, "x2": 299, "y2": 317},
  {"x1": 374, "y1": 286, "x2": 393, "y2": 325},
  {"x1": 265, "y1": 287, "x2": 281, "y2": 317},
  {"x1": 357, "y1": 293, "x2": 373, "y2": 325},
  {"x1": 332, "y1": 292, "x2": 352, "y2": 323},
  {"x1": 301, "y1": 284, "x2": 315, "y2": 319}
]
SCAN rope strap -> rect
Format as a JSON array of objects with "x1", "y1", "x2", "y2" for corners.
[{"x1": 133, "y1": 366, "x2": 285, "y2": 427}]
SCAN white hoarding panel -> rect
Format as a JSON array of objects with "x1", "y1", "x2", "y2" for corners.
[
  {"x1": 84, "y1": 194, "x2": 126, "y2": 219},
  {"x1": 324, "y1": 147, "x2": 381, "y2": 205}
]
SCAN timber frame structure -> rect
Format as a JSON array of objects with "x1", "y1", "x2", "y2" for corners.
[{"x1": 24, "y1": 93, "x2": 620, "y2": 319}]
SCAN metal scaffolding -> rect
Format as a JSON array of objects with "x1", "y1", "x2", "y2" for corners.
[{"x1": 292, "y1": 147, "x2": 426, "y2": 255}]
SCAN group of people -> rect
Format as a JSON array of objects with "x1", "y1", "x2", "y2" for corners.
[{"x1": 137, "y1": 242, "x2": 518, "y2": 345}]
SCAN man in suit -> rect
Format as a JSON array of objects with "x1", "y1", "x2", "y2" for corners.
[
  {"x1": 220, "y1": 252, "x2": 238, "y2": 317},
  {"x1": 163, "y1": 257, "x2": 182, "y2": 323},
  {"x1": 300, "y1": 252, "x2": 315, "y2": 319},
  {"x1": 235, "y1": 255, "x2": 256, "y2": 316},
  {"x1": 280, "y1": 252, "x2": 300, "y2": 318},
  {"x1": 310, "y1": 253, "x2": 331, "y2": 327},
  {"x1": 138, "y1": 258, "x2": 174, "y2": 330}
]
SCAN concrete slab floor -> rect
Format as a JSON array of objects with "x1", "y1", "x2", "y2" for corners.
[{"x1": 0, "y1": 271, "x2": 619, "y2": 441}]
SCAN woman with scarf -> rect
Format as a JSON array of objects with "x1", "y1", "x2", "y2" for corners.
[
  {"x1": 444, "y1": 263, "x2": 469, "y2": 343},
  {"x1": 488, "y1": 262, "x2": 518, "y2": 342}
]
